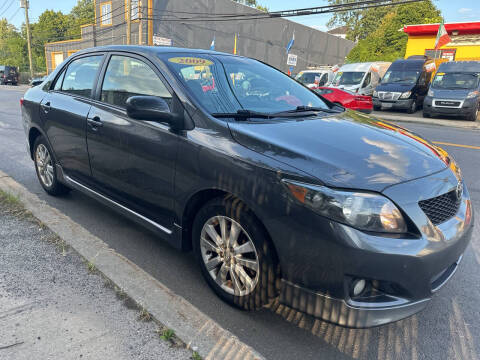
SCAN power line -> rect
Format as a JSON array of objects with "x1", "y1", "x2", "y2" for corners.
[
  {"x1": 0, "y1": 0, "x2": 15, "y2": 17},
  {"x1": 7, "y1": 6, "x2": 20, "y2": 22},
  {"x1": 0, "y1": 0, "x2": 11, "y2": 14}
]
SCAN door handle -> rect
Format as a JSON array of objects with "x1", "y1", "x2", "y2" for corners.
[
  {"x1": 87, "y1": 116, "x2": 103, "y2": 129},
  {"x1": 41, "y1": 101, "x2": 51, "y2": 113}
]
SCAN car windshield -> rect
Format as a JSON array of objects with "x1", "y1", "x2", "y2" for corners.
[
  {"x1": 381, "y1": 70, "x2": 420, "y2": 84},
  {"x1": 432, "y1": 72, "x2": 479, "y2": 89},
  {"x1": 161, "y1": 54, "x2": 329, "y2": 115},
  {"x1": 295, "y1": 72, "x2": 321, "y2": 84},
  {"x1": 331, "y1": 71, "x2": 365, "y2": 86}
]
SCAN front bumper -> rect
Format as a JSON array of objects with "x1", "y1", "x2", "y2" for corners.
[
  {"x1": 424, "y1": 96, "x2": 478, "y2": 117},
  {"x1": 373, "y1": 98, "x2": 413, "y2": 110},
  {"x1": 271, "y1": 167, "x2": 473, "y2": 328}
]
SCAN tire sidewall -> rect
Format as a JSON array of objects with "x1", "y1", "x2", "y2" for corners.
[
  {"x1": 192, "y1": 197, "x2": 279, "y2": 310},
  {"x1": 33, "y1": 136, "x2": 65, "y2": 195}
]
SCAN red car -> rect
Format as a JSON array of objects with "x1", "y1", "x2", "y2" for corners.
[{"x1": 314, "y1": 87, "x2": 373, "y2": 113}]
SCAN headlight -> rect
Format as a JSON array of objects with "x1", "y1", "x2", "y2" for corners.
[
  {"x1": 283, "y1": 180, "x2": 407, "y2": 233},
  {"x1": 466, "y1": 91, "x2": 479, "y2": 99},
  {"x1": 399, "y1": 91, "x2": 411, "y2": 99},
  {"x1": 373, "y1": 91, "x2": 378, "y2": 97},
  {"x1": 427, "y1": 89, "x2": 434, "y2": 97}
]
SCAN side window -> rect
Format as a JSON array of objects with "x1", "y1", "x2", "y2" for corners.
[
  {"x1": 418, "y1": 72, "x2": 426, "y2": 86},
  {"x1": 53, "y1": 70, "x2": 66, "y2": 91},
  {"x1": 100, "y1": 55, "x2": 172, "y2": 108},
  {"x1": 61, "y1": 56, "x2": 103, "y2": 98},
  {"x1": 363, "y1": 72, "x2": 371, "y2": 87},
  {"x1": 319, "y1": 73, "x2": 328, "y2": 86}
]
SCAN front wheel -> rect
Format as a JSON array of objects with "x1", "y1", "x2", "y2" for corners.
[
  {"x1": 33, "y1": 136, "x2": 70, "y2": 196},
  {"x1": 407, "y1": 100, "x2": 417, "y2": 114},
  {"x1": 467, "y1": 105, "x2": 479, "y2": 121},
  {"x1": 193, "y1": 197, "x2": 280, "y2": 310}
]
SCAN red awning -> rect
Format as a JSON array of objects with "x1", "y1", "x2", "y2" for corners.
[{"x1": 403, "y1": 22, "x2": 480, "y2": 36}]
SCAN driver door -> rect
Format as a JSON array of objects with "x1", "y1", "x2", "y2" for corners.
[{"x1": 86, "y1": 53, "x2": 180, "y2": 229}]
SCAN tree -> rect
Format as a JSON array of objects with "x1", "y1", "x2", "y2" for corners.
[
  {"x1": 232, "y1": 0, "x2": 269, "y2": 12},
  {"x1": 346, "y1": 0, "x2": 442, "y2": 62},
  {"x1": 0, "y1": 19, "x2": 27, "y2": 70},
  {"x1": 69, "y1": 0, "x2": 95, "y2": 37}
]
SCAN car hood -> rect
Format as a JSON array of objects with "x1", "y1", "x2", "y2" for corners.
[
  {"x1": 429, "y1": 88, "x2": 472, "y2": 99},
  {"x1": 331, "y1": 84, "x2": 360, "y2": 92},
  {"x1": 228, "y1": 110, "x2": 448, "y2": 192},
  {"x1": 376, "y1": 83, "x2": 415, "y2": 92}
]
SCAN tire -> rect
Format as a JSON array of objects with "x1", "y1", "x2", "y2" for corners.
[
  {"x1": 192, "y1": 196, "x2": 280, "y2": 311},
  {"x1": 373, "y1": 105, "x2": 381, "y2": 111},
  {"x1": 467, "y1": 105, "x2": 479, "y2": 122},
  {"x1": 407, "y1": 100, "x2": 417, "y2": 114},
  {"x1": 33, "y1": 136, "x2": 70, "y2": 196},
  {"x1": 422, "y1": 111, "x2": 430, "y2": 118}
]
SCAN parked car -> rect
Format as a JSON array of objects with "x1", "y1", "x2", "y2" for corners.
[
  {"x1": 423, "y1": 61, "x2": 480, "y2": 121},
  {"x1": 21, "y1": 46, "x2": 473, "y2": 328},
  {"x1": 329, "y1": 62, "x2": 391, "y2": 96},
  {"x1": 315, "y1": 86, "x2": 373, "y2": 113},
  {"x1": 373, "y1": 56, "x2": 436, "y2": 113},
  {"x1": 30, "y1": 76, "x2": 46, "y2": 87},
  {"x1": 0, "y1": 65, "x2": 18, "y2": 85},
  {"x1": 295, "y1": 67, "x2": 334, "y2": 88}
]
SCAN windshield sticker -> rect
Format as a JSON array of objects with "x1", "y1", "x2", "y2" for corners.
[{"x1": 168, "y1": 57, "x2": 213, "y2": 66}]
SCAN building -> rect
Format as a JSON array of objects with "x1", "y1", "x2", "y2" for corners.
[
  {"x1": 327, "y1": 26, "x2": 349, "y2": 40},
  {"x1": 403, "y1": 21, "x2": 480, "y2": 61},
  {"x1": 45, "y1": 0, "x2": 354, "y2": 74}
]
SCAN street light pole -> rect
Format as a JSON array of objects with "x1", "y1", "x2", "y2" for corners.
[
  {"x1": 21, "y1": 0, "x2": 34, "y2": 78},
  {"x1": 126, "y1": 0, "x2": 131, "y2": 45}
]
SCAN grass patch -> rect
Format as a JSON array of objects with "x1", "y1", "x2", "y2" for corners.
[
  {"x1": 192, "y1": 351, "x2": 202, "y2": 360},
  {"x1": 0, "y1": 190, "x2": 21, "y2": 207},
  {"x1": 86, "y1": 261, "x2": 96, "y2": 273},
  {"x1": 138, "y1": 307, "x2": 152, "y2": 322},
  {"x1": 158, "y1": 328, "x2": 175, "y2": 342}
]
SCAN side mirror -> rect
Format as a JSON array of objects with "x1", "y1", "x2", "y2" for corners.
[{"x1": 126, "y1": 96, "x2": 182, "y2": 129}]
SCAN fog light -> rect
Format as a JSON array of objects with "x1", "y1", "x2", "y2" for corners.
[{"x1": 352, "y1": 279, "x2": 366, "y2": 297}]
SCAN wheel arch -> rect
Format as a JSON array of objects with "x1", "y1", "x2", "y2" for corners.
[
  {"x1": 180, "y1": 188, "x2": 280, "y2": 267},
  {"x1": 28, "y1": 127, "x2": 43, "y2": 160}
]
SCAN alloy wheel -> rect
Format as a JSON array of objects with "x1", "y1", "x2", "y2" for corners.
[
  {"x1": 35, "y1": 144, "x2": 54, "y2": 187},
  {"x1": 200, "y1": 216, "x2": 260, "y2": 296}
]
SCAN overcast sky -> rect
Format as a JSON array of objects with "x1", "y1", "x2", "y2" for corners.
[{"x1": 4, "y1": 0, "x2": 479, "y2": 31}]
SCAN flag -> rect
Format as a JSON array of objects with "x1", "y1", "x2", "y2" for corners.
[
  {"x1": 210, "y1": 36, "x2": 215, "y2": 51},
  {"x1": 434, "y1": 20, "x2": 451, "y2": 50},
  {"x1": 233, "y1": 33, "x2": 237, "y2": 55},
  {"x1": 286, "y1": 31, "x2": 295, "y2": 54}
]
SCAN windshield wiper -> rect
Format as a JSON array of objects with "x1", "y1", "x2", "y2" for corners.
[{"x1": 211, "y1": 109, "x2": 272, "y2": 120}]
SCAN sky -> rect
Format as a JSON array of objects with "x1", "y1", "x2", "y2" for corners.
[{"x1": 3, "y1": 0, "x2": 480, "y2": 31}]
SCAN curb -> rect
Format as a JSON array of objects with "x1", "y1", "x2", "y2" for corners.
[
  {"x1": 0, "y1": 170, "x2": 264, "y2": 360},
  {"x1": 372, "y1": 113, "x2": 480, "y2": 130}
]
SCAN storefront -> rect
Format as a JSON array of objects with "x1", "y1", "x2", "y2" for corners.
[{"x1": 403, "y1": 21, "x2": 480, "y2": 61}]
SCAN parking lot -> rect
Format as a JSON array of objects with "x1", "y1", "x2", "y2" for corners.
[{"x1": 1, "y1": 85, "x2": 479, "y2": 360}]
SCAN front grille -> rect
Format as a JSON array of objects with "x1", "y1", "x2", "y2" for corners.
[
  {"x1": 434, "y1": 100, "x2": 462, "y2": 108},
  {"x1": 419, "y1": 190, "x2": 461, "y2": 225},
  {"x1": 377, "y1": 92, "x2": 401, "y2": 101}
]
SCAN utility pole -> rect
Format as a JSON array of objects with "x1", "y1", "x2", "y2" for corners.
[
  {"x1": 126, "y1": 0, "x2": 131, "y2": 45},
  {"x1": 138, "y1": 0, "x2": 143, "y2": 45},
  {"x1": 20, "y1": 0, "x2": 34, "y2": 78}
]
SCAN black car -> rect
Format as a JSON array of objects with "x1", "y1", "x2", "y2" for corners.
[
  {"x1": 373, "y1": 56, "x2": 435, "y2": 113},
  {"x1": 21, "y1": 46, "x2": 473, "y2": 328},
  {"x1": 0, "y1": 65, "x2": 19, "y2": 85},
  {"x1": 30, "y1": 76, "x2": 46, "y2": 87},
  {"x1": 423, "y1": 61, "x2": 480, "y2": 121}
]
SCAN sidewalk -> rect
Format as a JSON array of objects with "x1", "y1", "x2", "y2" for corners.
[{"x1": 0, "y1": 194, "x2": 191, "y2": 360}]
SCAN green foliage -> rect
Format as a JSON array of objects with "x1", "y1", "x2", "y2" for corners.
[
  {"x1": 232, "y1": 0, "x2": 269, "y2": 12},
  {"x1": 0, "y1": 0, "x2": 94, "y2": 73},
  {"x1": 346, "y1": 0, "x2": 442, "y2": 62}
]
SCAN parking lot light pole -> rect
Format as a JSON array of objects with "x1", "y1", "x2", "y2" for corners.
[{"x1": 20, "y1": 0, "x2": 34, "y2": 79}]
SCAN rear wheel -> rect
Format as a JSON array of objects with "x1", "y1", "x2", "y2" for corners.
[
  {"x1": 33, "y1": 136, "x2": 70, "y2": 196},
  {"x1": 193, "y1": 196, "x2": 280, "y2": 310},
  {"x1": 422, "y1": 111, "x2": 430, "y2": 118},
  {"x1": 374, "y1": 105, "x2": 381, "y2": 111}
]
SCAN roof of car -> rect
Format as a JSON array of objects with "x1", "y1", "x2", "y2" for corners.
[
  {"x1": 437, "y1": 61, "x2": 480, "y2": 73},
  {"x1": 338, "y1": 62, "x2": 390, "y2": 72},
  {"x1": 74, "y1": 45, "x2": 237, "y2": 58}
]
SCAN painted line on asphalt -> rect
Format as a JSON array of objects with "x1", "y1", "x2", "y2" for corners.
[
  {"x1": 0, "y1": 170, "x2": 265, "y2": 360},
  {"x1": 433, "y1": 141, "x2": 480, "y2": 150}
]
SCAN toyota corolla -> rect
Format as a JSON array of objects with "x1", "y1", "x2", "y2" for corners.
[{"x1": 21, "y1": 46, "x2": 473, "y2": 328}]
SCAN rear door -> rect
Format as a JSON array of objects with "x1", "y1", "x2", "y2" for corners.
[
  {"x1": 86, "y1": 53, "x2": 180, "y2": 229},
  {"x1": 40, "y1": 54, "x2": 105, "y2": 181}
]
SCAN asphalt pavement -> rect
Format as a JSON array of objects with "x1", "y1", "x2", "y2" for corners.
[{"x1": 1, "y1": 85, "x2": 479, "y2": 360}]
